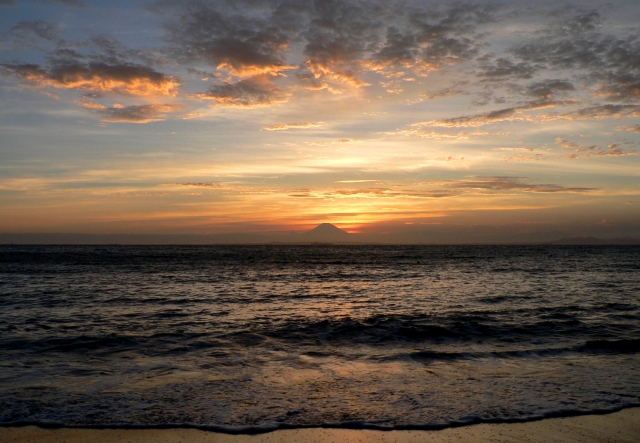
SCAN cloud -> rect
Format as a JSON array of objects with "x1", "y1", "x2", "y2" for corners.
[
  {"x1": 294, "y1": 73, "x2": 343, "y2": 93},
  {"x1": 492, "y1": 147, "x2": 535, "y2": 152},
  {"x1": 444, "y1": 176, "x2": 597, "y2": 193},
  {"x1": 477, "y1": 58, "x2": 539, "y2": 79},
  {"x1": 1, "y1": 62, "x2": 180, "y2": 96},
  {"x1": 308, "y1": 139, "x2": 361, "y2": 146},
  {"x1": 155, "y1": 0, "x2": 502, "y2": 90},
  {"x1": 616, "y1": 125, "x2": 640, "y2": 133},
  {"x1": 164, "y1": 182, "x2": 224, "y2": 189},
  {"x1": 413, "y1": 106, "x2": 523, "y2": 128},
  {"x1": 524, "y1": 79, "x2": 575, "y2": 100},
  {"x1": 552, "y1": 104, "x2": 640, "y2": 121},
  {"x1": 9, "y1": 20, "x2": 61, "y2": 43},
  {"x1": 509, "y1": 11, "x2": 640, "y2": 103},
  {"x1": 366, "y1": 4, "x2": 498, "y2": 76},
  {"x1": 262, "y1": 122, "x2": 326, "y2": 131},
  {"x1": 163, "y1": 182, "x2": 274, "y2": 193},
  {"x1": 192, "y1": 75, "x2": 290, "y2": 107},
  {"x1": 330, "y1": 188, "x2": 456, "y2": 198},
  {"x1": 79, "y1": 97, "x2": 183, "y2": 123},
  {"x1": 413, "y1": 96, "x2": 579, "y2": 128},
  {"x1": 555, "y1": 137, "x2": 638, "y2": 159},
  {"x1": 291, "y1": 176, "x2": 598, "y2": 200},
  {"x1": 1, "y1": 0, "x2": 82, "y2": 5},
  {"x1": 382, "y1": 128, "x2": 493, "y2": 139},
  {"x1": 594, "y1": 74, "x2": 640, "y2": 101},
  {"x1": 290, "y1": 187, "x2": 458, "y2": 199},
  {"x1": 158, "y1": 0, "x2": 294, "y2": 77},
  {"x1": 30, "y1": 0, "x2": 85, "y2": 7},
  {"x1": 407, "y1": 86, "x2": 465, "y2": 104}
]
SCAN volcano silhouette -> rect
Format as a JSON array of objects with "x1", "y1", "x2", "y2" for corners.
[{"x1": 301, "y1": 223, "x2": 351, "y2": 242}]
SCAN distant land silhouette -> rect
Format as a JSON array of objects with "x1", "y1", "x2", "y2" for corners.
[
  {"x1": 300, "y1": 223, "x2": 352, "y2": 243},
  {"x1": 545, "y1": 237, "x2": 640, "y2": 245},
  {"x1": 0, "y1": 226, "x2": 639, "y2": 245}
]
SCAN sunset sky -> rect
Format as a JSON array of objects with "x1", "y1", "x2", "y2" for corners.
[{"x1": 1, "y1": 0, "x2": 639, "y2": 242}]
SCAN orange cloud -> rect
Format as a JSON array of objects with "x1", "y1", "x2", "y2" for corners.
[
  {"x1": 216, "y1": 61, "x2": 297, "y2": 78},
  {"x1": 305, "y1": 61, "x2": 370, "y2": 87},
  {"x1": 2, "y1": 62, "x2": 180, "y2": 96}
]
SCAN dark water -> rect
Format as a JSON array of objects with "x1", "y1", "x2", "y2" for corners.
[{"x1": 1, "y1": 245, "x2": 639, "y2": 431}]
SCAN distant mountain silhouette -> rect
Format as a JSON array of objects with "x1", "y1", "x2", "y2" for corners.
[{"x1": 300, "y1": 223, "x2": 351, "y2": 243}]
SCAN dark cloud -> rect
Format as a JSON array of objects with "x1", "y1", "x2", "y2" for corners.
[
  {"x1": 594, "y1": 73, "x2": 640, "y2": 101},
  {"x1": 525, "y1": 79, "x2": 575, "y2": 99},
  {"x1": 192, "y1": 75, "x2": 289, "y2": 107},
  {"x1": 355, "y1": 3, "x2": 499, "y2": 76},
  {"x1": 159, "y1": 0, "x2": 293, "y2": 77},
  {"x1": 156, "y1": 0, "x2": 502, "y2": 87},
  {"x1": 467, "y1": 10, "x2": 640, "y2": 119},
  {"x1": 510, "y1": 11, "x2": 640, "y2": 103},
  {"x1": 85, "y1": 35, "x2": 162, "y2": 67},
  {"x1": 0, "y1": 0, "x2": 16, "y2": 5},
  {"x1": 477, "y1": 57, "x2": 539, "y2": 79},
  {"x1": 9, "y1": 20, "x2": 61, "y2": 42},
  {"x1": 1, "y1": 62, "x2": 180, "y2": 96},
  {"x1": 29, "y1": 0, "x2": 85, "y2": 7}
]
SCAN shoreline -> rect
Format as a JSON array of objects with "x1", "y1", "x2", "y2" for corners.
[
  {"x1": 2, "y1": 407, "x2": 639, "y2": 443},
  {"x1": 2, "y1": 403, "x2": 640, "y2": 434}
]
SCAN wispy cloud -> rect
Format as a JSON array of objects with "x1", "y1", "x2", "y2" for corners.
[
  {"x1": 262, "y1": 122, "x2": 326, "y2": 131},
  {"x1": 335, "y1": 180, "x2": 379, "y2": 183},
  {"x1": 442, "y1": 176, "x2": 598, "y2": 193}
]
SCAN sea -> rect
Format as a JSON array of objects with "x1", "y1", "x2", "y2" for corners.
[{"x1": 0, "y1": 245, "x2": 639, "y2": 432}]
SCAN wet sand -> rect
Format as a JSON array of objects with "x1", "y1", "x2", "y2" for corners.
[{"x1": 2, "y1": 408, "x2": 639, "y2": 443}]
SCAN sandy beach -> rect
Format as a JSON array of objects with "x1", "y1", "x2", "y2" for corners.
[{"x1": 2, "y1": 407, "x2": 639, "y2": 443}]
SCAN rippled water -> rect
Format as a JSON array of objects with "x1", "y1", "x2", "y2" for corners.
[{"x1": 1, "y1": 245, "x2": 639, "y2": 431}]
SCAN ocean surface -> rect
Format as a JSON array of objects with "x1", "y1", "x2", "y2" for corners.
[{"x1": 1, "y1": 245, "x2": 639, "y2": 432}]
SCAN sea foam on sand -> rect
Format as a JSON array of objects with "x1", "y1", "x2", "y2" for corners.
[{"x1": 1, "y1": 408, "x2": 639, "y2": 443}]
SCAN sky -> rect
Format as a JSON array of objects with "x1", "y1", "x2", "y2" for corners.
[{"x1": 0, "y1": 0, "x2": 639, "y2": 242}]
